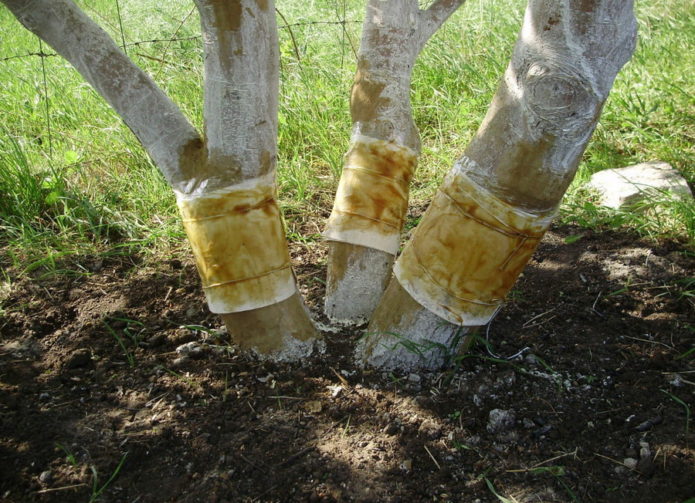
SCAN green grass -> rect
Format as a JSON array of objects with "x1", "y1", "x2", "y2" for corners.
[{"x1": 1, "y1": 0, "x2": 693, "y2": 277}]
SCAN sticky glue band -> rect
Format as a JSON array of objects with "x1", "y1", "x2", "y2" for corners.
[
  {"x1": 324, "y1": 135, "x2": 417, "y2": 255},
  {"x1": 176, "y1": 178, "x2": 296, "y2": 314},
  {"x1": 394, "y1": 162, "x2": 556, "y2": 326}
]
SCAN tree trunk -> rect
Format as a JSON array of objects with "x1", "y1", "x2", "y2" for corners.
[
  {"x1": 324, "y1": 0, "x2": 465, "y2": 324},
  {"x1": 185, "y1": 0, "x2": 319, "y2": 359},
  {"x1": 361, "y1": 0, "x2": 638, "y2": 370},
  {"x1": 4, "y1": 0, "x2": 319, "y2": 360}
]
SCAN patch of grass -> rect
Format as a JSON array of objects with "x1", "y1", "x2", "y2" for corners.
[
  {"x1": 89, "y1": 452, "x2": 128, "y2": 503},
  {"x1": 103, "y1": 320, "x2": 137, "y2": 367},
  {"x1": 1, "y1": 0, "x2": 693, "y2": 277},
  {"x1": 662, "y1": 389, "x2": 691, "y2": 438},
  {"x1": 55, "y1": 443, "x2": 78, "y2": 467},
  {"x1": 484, "y1": 477, "x2": 517, "y2": 503}
]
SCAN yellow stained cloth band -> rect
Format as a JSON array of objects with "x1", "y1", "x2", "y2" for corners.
[
  {"x1": 324, "y1": 137, "x2": 417, "y2": 255},
  {"x1": 394, "y1": 167, "x2": 556, "y2": 326},
  {"x1": 177, "y1": 182, "x2": 296, "y2": 314}
]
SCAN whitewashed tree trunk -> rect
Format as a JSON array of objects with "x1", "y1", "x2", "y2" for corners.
[
  {"x1": 323, "y1": 0, "x2": 464, "y2": 324},
  {"x1": 3, "y1": 0, "x2": 319, "y2": 360},
  {"x1": 360, "y1": 0, "x2": 638, "y2": 370}
]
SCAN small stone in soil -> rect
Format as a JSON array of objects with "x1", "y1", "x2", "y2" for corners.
[
  {"x1": 524, "y1": 354, "x2": 540, "y2": 366},
  {"x1": 172, "y1": 356, "x2": 188, "y2": 367},
  {"x1": 635, "y1": 416, "x2": 663, "y2": 432},
  {"x1": 408, "y1": 373, "x2": 421, "y2": 383},
  {"x1": 487, "y1": 409, "x2": 516, "y2": 434},
  {"x1": 38, "y1": 471, "x2": 52, "y2": 484},
  {"x1": 176, "y1": 341, "x2": 205, "y2": 359},
  {"x1": 532, "y1": 425, "x2": 552, "y2": 438},
  {"x1": 623, "y1": 457, "x2": 638, "y2": 470}
]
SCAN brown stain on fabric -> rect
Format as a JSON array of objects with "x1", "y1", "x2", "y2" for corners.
[
  {"x1": 178, "y1": 183, "x2": 294, "y2": 313},
  {"x1": 395, "y1": 171, "x2": 554, "y2": 325},
  {"x1": 325, "y1": 139, "x2": 417, "y2": 244}
]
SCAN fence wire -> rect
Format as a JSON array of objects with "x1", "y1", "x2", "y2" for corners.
[
  {"x1": 0, "y1": 20, "x2": 361, "y2": 63},
  {"x1": 1, "y1": 11, "x2": 361, "y2": 164}
]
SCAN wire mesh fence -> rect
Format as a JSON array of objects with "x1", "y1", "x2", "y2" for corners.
[{"x1": 1, "y1": 2, "x2": 364, "y2": 165}]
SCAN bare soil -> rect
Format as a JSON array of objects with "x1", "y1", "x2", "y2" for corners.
[{"x1": 0, "y1": 225, "x2": 693, "y2": 502}]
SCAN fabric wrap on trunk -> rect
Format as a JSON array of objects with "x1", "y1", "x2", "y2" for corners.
[
  {"x1": 324, "y1": 135, "x2": 417, "y2": 255},
  {"x1": 176, "y1": 179, "x2": 296, "y2": 314},
  {"x1": 394, "y1": 162, "x2": 556, "y2": 326}
]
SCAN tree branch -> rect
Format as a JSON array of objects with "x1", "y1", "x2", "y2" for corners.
[
  {"x1": 193, "y1": 0, "x2": 279, "y2": 183},
  {"x1": 418, "y1": 0, "x2": 466, "y2": 47},
  {"x1": 1, "y1": 0, "x2": 202, "y2": 192}
]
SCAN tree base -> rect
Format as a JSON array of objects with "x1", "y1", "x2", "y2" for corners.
[
  {"x1": 358, "y1": 279, "x2": 474, "y2": 370},
  {"x1": 324, "y1": 242, "x2": 394, "y2": 325},
  {"x1": 221, "y1": 292, "x2": 320, "y2": 362}
]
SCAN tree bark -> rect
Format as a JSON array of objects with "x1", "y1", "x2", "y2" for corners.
[
  {"x1": 361, "y1": 0, "x2": 638, "y2": 370},
  {"x1": 324, "y1": 0, "x2": 465, "y2": 324}
]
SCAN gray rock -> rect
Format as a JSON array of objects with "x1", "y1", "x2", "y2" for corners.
[
  {"x1": 172, "y1": 356, "x2": 189, "y2": 367},
  {"x1": 407, "y1": 373, "x2": 421, "y2": 383},
  {"x1": 38, "y1": 470, "x2": 52, "y2": 484},
  {"x1": 587, "y1": 161, "x2": 692, "y2": 209},
  {"x1": 522, "y1": 418, "x2": 535, "y2": 429},
  {"x1": 176, "y1": 341, "x2": 205, "y2": 359},
  {"x1": 623, "y1": 457, "x2": 638, "y2": 470},
  {"x1": 487, "y1": 409, "x2": 516, "y2": 434},
  {"x1": 524, "y1": 354, "x2": 540, "y2": 366}
]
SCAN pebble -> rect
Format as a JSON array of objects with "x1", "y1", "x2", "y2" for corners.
[
  {"x1": 532, "y1": 425, "x2": 553, "y2": 438},
  {"x1": 487, "y1": 409, "x2": 516, "y2": 434},
  {"x1": 38, "y1": 470, "x2": 52, "y2": 484},
  {"x1": 176, "y1": 342, "x2": 205, "y2": 359},
  {"x1": 407, "y1": 373, "x2": 421, "y2": 383},
  {"x1": 635, "y1": 416, "x2": 662, "y2": 432},
  {"x1": 668, "y1": 374, "x2": 684, "y2": 387},
  {"x1": 39, "y1": 392, "x2": 51, "y2": 401},
  {"x1": 418, "y1": 419, "x2": 442, "y2": 439},
  {"x1": 524, "y1": 354, "x2": 540, "y2": 366},
  {"x1": 172, "y1": 356, "x2": 188, "y2": 367},
  {"x1": 623, "y1": 457, "x2": 638, "y2": 470}
]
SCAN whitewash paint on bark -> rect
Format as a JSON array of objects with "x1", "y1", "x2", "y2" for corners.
[{"x1": 361, "y1": 0, "x2": 638, "y2": 370}]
